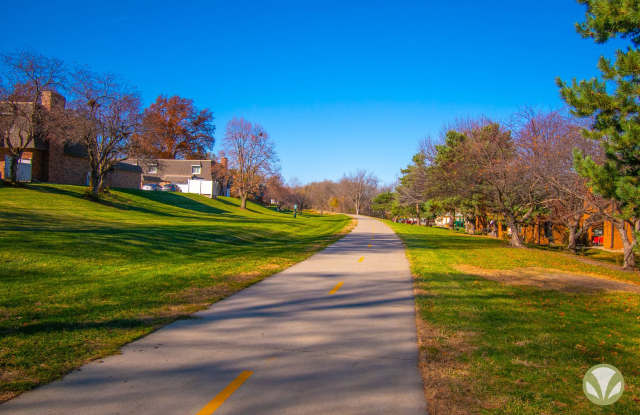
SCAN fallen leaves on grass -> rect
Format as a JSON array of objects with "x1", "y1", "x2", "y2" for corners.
[{"x1": 455, "y1": 265, "x2": 640, "y2": 294}]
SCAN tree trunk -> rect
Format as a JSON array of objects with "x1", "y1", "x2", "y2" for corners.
[
  {"x1": 567, "y1": 224, "x2": 578, "y2": 252},
  {"x1": 466, "y1": 217, "x2": 476, "y2": 234},
  {"x1": 449, "y1": 210, "x2": 455, "y2": 229},
  {"x1": 90, "y1": 170, "x2": 104, "y2": 197},
  {"x1": 478, "y1": 215, "x2": 486, "y2": 234},
  {"x1": 615, "y1": 220, "x2": 636, "y2": 270},
  {"x1": 415, "y1": 203, "x2": 421, "y2": 225},
  {"x1": 240, "y1": 193, "x2": 247, "y2": 209},
  {"x1": 8, "y1": 153, "x2": 20, "y2": 184},
  {"x1": 505, "y1": 215, "x2": 525, "y2": 248}
]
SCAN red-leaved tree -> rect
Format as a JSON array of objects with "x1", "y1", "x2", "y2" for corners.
[{"x1": 132, "y1": 95, "x2": 214, "y2": 159}]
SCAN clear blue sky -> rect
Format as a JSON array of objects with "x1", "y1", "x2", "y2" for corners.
[{"x1": 1, "y1": 1, "x2": 621, "y2": 185}]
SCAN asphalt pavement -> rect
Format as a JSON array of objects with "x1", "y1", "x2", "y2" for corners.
[{"x1": 0, "y1": 215, "x2": 426, "y2": 415}]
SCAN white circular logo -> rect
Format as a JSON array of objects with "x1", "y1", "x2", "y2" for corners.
[{"x1": 583, "y1": 364, "x2": 624, "y2": 406}]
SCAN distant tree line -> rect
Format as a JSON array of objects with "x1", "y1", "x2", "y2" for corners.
[{"x1": 258, "y1": 169, "x2": 380, "y2": 216}]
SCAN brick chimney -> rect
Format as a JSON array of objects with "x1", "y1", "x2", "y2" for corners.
[
  {"x1": 220, "y1": 156, "x2": 228, "y2": 170},
  {"x1": 40, "y1": 90, "x2": 66, "y2": 111}
]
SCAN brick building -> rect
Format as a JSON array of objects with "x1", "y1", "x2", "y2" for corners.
[{"x1": 1, "y1": 90, "x2": 141, "y2": 189}]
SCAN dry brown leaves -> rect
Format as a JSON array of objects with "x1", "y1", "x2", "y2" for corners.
[{"x1": 455, "y1": 265, "x2": 640, "y2": 294}]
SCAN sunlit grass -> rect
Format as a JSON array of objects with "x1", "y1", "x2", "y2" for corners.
[
  {"x1": 0, "y1": 184, "x2": 351, "y2": 402},
  {"x1": 388, "y1": 223, "x2": 640, "y2": 415}
]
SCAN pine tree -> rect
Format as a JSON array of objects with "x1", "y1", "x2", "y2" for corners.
[
  {"x1": 557, "y1": 0, "x2": 640, "y2": 269},
  {"x1": 396, "y1": 152, "x2": 429, "y2": 222}
]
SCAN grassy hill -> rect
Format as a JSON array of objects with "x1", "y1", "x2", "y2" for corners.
[{"x1": 0, "y1": 184, "x2": 352, "y2": 402}]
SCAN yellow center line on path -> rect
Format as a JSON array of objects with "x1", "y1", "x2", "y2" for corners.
[
  {"x1": 358, "y1": 256, "x2": 365, "y2": 262},
  {"x1": 195, "y1": 370, "x2": 253, "y2": 415},
  {"x1": 329, "y1": 282, "x2": 344, "y2": 295}
]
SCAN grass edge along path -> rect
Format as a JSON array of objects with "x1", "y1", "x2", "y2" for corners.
[
  {"x1": 0, "y1": 184, "x2": 354, "y2": 403},
  {"x1": 386, "y1": 222, "x2": 639, "y2": 415}
]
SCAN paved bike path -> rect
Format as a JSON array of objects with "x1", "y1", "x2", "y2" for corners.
[{"x1": 0, "y1": 215, "x2": 426, "y2": 414}]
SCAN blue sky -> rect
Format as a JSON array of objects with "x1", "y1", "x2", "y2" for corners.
[{"x1": 1, "y1": 1, "x2": 621, "y2": 185}]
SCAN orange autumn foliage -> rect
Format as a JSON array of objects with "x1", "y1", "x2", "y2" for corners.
[{"x1": 132, "y1": 95, "x2": 214, "y2": 159}]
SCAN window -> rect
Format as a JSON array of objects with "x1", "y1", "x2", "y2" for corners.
[{"x1": 192, "y1": 165, "x2": 201, "y2": 175}]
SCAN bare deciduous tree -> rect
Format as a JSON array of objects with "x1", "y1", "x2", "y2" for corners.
[
  {"x1": 516, "y1": 109, "x2": 607, "y2": 251},
  {"x1": 288, "y1": 178, "x2": 313, "y2": 211},
  {"x1": 0, "y1": 51, "x2": 66, "y2": 183},
  {"x1": 307, "y1": 180, "x2": 336, "y2": 215},
  {"x1": 340, "y1": 170, "x2": 379, "y2": 215},
  {"x1": 262, "y1": 174, "x2": 291, "y2": 208},
  {"x1": 69, "y1": 69, "x2": 141, "y2": 196},
  {"x1": 223, "y1": 118, "x2": 278, "y2": 209}
]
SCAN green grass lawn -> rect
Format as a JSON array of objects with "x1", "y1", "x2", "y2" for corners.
[
  {"x1": 0, "y1": 184, "x2": 351, "y2": 402},
  {"x1": 525, "y1": 243, "x2": 637, "y2": 270},
  {"x1": 387, "y1": 223, "x2": 640, "y2": 415}
]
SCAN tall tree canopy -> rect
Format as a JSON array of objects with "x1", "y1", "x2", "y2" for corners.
[
  {"x1": 557, "y1": 0, "x2": 640, "y2": 268},
  {"x1": 132, "y1": 95, "x2": 214, "y2": 159},
  {"x1": 417, "y1": 121, "x2": 545, "y2": 247}
]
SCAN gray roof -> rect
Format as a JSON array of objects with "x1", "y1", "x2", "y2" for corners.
[
  {"x1": 123, "y1": 159, "x2": 212, "y2": 183},
  {"x1": 112, "y1": 162, "x2": 142, "y2": 172}
]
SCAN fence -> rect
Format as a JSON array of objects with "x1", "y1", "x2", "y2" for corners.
[
  {"x1": 177, "y1": 179, "x2": 213, "y2": 197},
  {"x1": 3, "y1": 156, "x2": 32, "y2": 182}
]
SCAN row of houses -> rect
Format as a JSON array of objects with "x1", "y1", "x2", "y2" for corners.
[
  {"x1": 434, "y1": 212, "x2": 631, "y2": 251},
  {"x1": 0, "y1": 91, "x2": 230, "y2": 197},
  {"x1": 495, "y1": 218, "x2": 631, "y2": 251}
]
